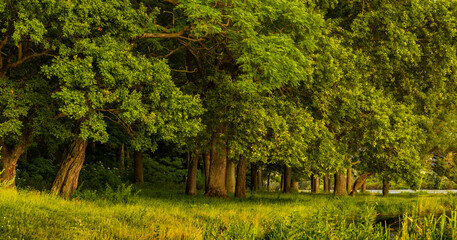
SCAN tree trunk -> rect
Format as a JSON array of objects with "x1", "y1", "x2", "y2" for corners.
[
  {"x1": 205, "y1": 132, "x2": 227, "y2": 198},
  {"x1": 235, "y1": 155, "x2": 247, "y2": 198},
  {"x1": 258, "y1": 167, "x2": 263, "y2": 189},
  {"x1": 203, "y1": 152, "x2": 210, "y2": 193},
  {"x1": 267, "y1": 171, "x2": 271, "y2": 191},
  {"x1": 117, "y1": 144, "x2": 125, "y2": 171},
  {"x1": 280, "y1": 175, "x2": 284, "y2": 191},
  {"x1": 324, "y1": 173, "x2": 330, "y2": 193},
  {"x1": 0, "y1": 142, "x2": 28, "y2": 187},
  {"x1": 334, "y1": 172, "x2": 347, "y2": 196},
  {"x1": 250, "y1": 163, "x2": 258, "y2": 191},
  {"x1": 382, "y1": 179, "x2": 389, "y2": 196},
  {"x1": 225, "y1": 157, "x2": 236, "y2": 194},
  {"x1": 362, "y1": 181, "x2": 367, "y2": 193},
  {"x1": 283, "y1": 165, "x2": 291, "y2": 193},
  {"x1": 350, "y1": 172, "x2": 373, "y2": 196},
  {"x1": 134, "y1": 151, "x2": 144, "y2": 184},
  {"x1": 51, "y1": 138, "x2": 88, "y2": 198},
  {"x1": 292, "y1": 181, "x2": 299, "y2": 192},
  {"x1": 346, "y1": 168, "x2": 352, "y2": 193},
  {"x1": 311, "y1": 175, "x2": 320, "y2": 193},
  {"x1": 186, "y1": 149, "x2": 199, "y2": 195}
]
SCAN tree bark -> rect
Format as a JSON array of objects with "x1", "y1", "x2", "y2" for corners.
[
  {"x1": 186, "y1": 149, "x2": 199, "y2": 195},
  {"x1": 292, "y1": 180, "x2": 299, "y2": 192},
  {"x1": 0, "y1": 142, "x2": 28, "y2": 187},
  {"x1": 382, "y1": 179, "x2": 389, "y2": 196},
  {"x1": 311, "y1": 174, "x2": 320, "y2": 193},
  {"x1": 362, "y1": 181, "x2": 367, "y2": 193},
  {"x1": 346, "y1": 168, "x2": 352, "y2": 193},
  {"x1": 250, "y1": 163, "x2": 258, "y2": 191},
  {"x1": 235, "y1": 155, "x2": 247, "y2": 198},
  {"x1": 334, "y1": 172, "x2": 347, "y2": 196},
  {"x1": 225, "y1": 157, "x2": 236, "y2": 194},
  {"x1": 349, "y1": 172, "x2": 373, "y2": 196},
  {"x1": 134, "y1": 151, "x2": 144, "y2": 184},
  {"x1": 283, "y1": 165, "x2": 291, "y2": 193},
  {"x1": 205, "y1": 132, "x2": 227, "y2": 197},
  {"x1": 203, "y1": 152, "x2": 210, "y2": 193},
  {"x1": 324, "y1": 173, "x2": 330, "y2": 193},
  {"x1": 51, "y1": 138, "x2": 88, "y2": 198},
  {"x1": 267, "y1": 171, "x2": 271, "y2": 191},
  {"x1": 258, "y1": 167, "x2": 263, "y2": 189}
]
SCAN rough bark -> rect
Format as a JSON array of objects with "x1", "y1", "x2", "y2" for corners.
[
  {"x1": 382, "y1": 179, "x2": 389, "y2": 196},
  {"x1": 0, "y1": 142, "x2": 28, "y2": 187},
  {"x1": 134, "y1": 151, "x2": 144, "y2": 184},
  {"x1": 203, "y1": 152, "x2": 210, "y2": 193},
  {"x1": 324, "y1": 173, "x2": 330, "y2": 193},
  {"x1": 334, "y1": 172, "x2": 347, "y2": 196},
  {"x1": 346, "y1": 168, "x2": 352, "y2": 193},
  {"x1": 225, "y1": 157, "x2": 236, "y2": 194},
  {"x1": 235, "y1": 155, "x2": 247, "y2": 198},
  {"x1": 205, "y1": 132, "x2": 227, "y2": 198},
  {"x1": 250, "y1": 163, "x2": 258, "y2": 191},
  {"x1": 186, "y1": 149, "x2": 199, "y2": 195},
  {"x1": 311, "y1": 174, "x2": 320, "y2": 193},
  {"x1": 350, "y1": 172, "x2": 373, "y2": 196},
  {"x1": 283, "y1": 165, "x2": 291, "y2": 193},
  {"x1": 51, "y1": 138, "x2": 88, "y2": 198}
]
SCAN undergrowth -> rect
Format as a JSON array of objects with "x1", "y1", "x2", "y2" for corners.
[{"x1": 1, "y1": 186, "x2": 457, "y2": 239}]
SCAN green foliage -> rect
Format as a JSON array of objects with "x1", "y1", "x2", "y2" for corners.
[
  {"x1": 16, "y1": 157, "x2": 56, "y2": 191},
  {"x1": 73, "y1": 184, "x2": 139, "y2": 204},
  {"x1": 77, "y1": 161, "x2": 123, "y2": 191}
]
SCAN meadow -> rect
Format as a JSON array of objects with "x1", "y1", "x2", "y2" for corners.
[{"x1": 1, "y1": 185, "x2": 457, "y2": 240}]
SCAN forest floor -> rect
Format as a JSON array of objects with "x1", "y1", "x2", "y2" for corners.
[{"x1": 1, "y1": 185, "x2": 457, "y2": 239}]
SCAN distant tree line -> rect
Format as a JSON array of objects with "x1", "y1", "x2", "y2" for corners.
[{"x1": 1, "y1": 0, "x2": 457, "y2": 198}]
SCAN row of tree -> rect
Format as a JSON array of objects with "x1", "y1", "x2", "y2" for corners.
[{"x1": 2, "y1": 0, "x2": 457, "y2": 198}]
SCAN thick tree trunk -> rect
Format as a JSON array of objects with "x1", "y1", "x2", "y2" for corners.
[
  {"x1": 203, "y1": 152, "x2": 210, "y2": 193},
  {"x1": 134, "y1": 151, "x2": 144, "y2": 184},
  {"x1": 362, "y1": 181, "x2": 367, "y2": 193},
  {"x1": 205, "y1": 132, "x2": 227, "y2": 198},
  {"x1": 258, "y1": 168, "x2": 263, "y2": 189},
  {"x1": 225, "y1": 158, "x2": 236, "y2": 194},
  {"x1": 267, "y1": 171, "x2": 271, "y2": 190},
  {"x1": 283, "y1": 165, "x2": 291, "y2": 193},
  {"x1": 382, "y1": 179, "x2": 389, "y2": 196},
  {"x1": 334, "y1": 172, "x2": 347, "y2": 196},
  {"x1": 350, "y1": 172, "x2": 373, "y2": 196},
  {"x1": 235, "y1": 155, "x2": 247, "y2": 198},
  {"x1": 324, "y1": 173, "x2": 330, "y2": 193},
  {"x1": 292, "y1": 181, "x2": 299, "y2": 192},
  {"x1": 250, "y1": 163, "x2": 258, "y2": 191},
  {"x1": 117, "y1": 144, "x2": 125, "y2": 171},
  {"x1": 0, "y1": 142, "x2": 28, "y2": 187},
  {"x1": 346, "y1": 168, "x2": 352, "y2": 193},
  {"x1": 311, "y1": 175, "x2": 320, "y2": 193},
  {"x1": 51, "y1": 138, "x2": 88, "y2": 198},
  {"x1": 186, "y1": 150, "x2": 199, "y2": 195}
]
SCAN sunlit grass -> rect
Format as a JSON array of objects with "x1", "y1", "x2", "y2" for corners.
[{"x1": 1, "y1": 186, "x2": 457, "y2": 239}]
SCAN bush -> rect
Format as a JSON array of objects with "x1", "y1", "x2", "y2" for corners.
[
  {"x1": 78, "y1": 161, "x2": 124, "y2": 191},
  {"x1": 73, "y1": 183, "x2": 139, "y2": 204},
  {"x1": 16, "y1": 157, "x2": 56, "y2": 190}
]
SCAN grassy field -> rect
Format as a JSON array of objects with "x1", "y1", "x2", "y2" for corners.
[{"x1": 2, "y1": 185, "x2": 457, "y2": 239}]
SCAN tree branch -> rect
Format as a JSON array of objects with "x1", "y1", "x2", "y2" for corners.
[
  {"x1": 3, "y1": 48, "x2": 52, "y2": 72},
  {"x1": 138, "y1": 26, "x2": 190, "y2": 40},
  {"x1": 162, "y1": 0, "x2": 178, "y2": 5}
]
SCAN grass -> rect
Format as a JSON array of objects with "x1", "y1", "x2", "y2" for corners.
[{"x1": 2, "y1": 185, "x2": 457, "y2": 239}]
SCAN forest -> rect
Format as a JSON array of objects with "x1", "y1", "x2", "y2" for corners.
[{"x1": 2, "y1": 0, "x2": 457, "y2": 239}]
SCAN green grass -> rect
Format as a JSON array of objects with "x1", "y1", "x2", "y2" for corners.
[{"x1": 2, "y1": 186, "x2": 457, "y2": 239}]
